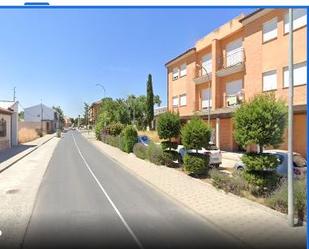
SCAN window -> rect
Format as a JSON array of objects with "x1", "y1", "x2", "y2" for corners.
[
  {"x1": 172, "y1": 68, "x2": 179, "y2": 80},
  {"x1": 180, "y1": 64, "x2": 187, "y2": 77},
  {"x1": 284, "y1": 9, "x2": 307, "y2": 33},
  {"x1": 283, "y1": 61, "x2": 307, "y2": 87},
  {"x1": 226, "y1": 80, "x2": 243, "y2": 96},
  {"x1": 0, "y1": 118, "x2": 7, "y2": 137},
  {"x1": 263, "y1": 70, "x2": 277, "y2": 91},
  {"x1": 180, "y1": 94, "x2": 187, "y2": 106},
  {"x1": 226, "y1": 38, "x2": 243, "y2": 67},
  {"x1": 172, "y1": 96, "x2": 179, "y2": 107},
  {"x1": 201, "y1": 88, "x2": 212, "y2": 109},
  {"x1": 202, "y1": 53, "x2": 212, "y2": 74},
  {"x1": 263, "y1": 18, "x2": 277, "y2": 42}
]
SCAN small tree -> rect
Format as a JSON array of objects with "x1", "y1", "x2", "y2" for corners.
[
  {"x1": 181, "y1": 117, "x2": 211, "y2": 153},
  {"x1": 157, "y1": 112, "x2": 181, "y2": 150},
  {"x1": 146, "y1": 74, "x2": 154, "y2": 129},
  {"x1": 233, "y1": 93, "x2": 287, "y2": 153}
]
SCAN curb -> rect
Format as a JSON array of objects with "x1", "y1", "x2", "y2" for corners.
[{"x1": 0, "y1": 135, "x2": 56, "y2": 173}]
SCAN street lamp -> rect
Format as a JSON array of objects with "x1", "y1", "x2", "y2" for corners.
[
  {"x1": 96, "y1": 83, "x2": 106, "y2": 98},
  {"x1": 196, "y1": 63, "x2": 211, "y2": 126}
]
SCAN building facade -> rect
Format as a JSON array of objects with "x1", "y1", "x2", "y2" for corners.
[
  {"x1": 166, "y1": 9, "x2": 307, "y2": 157},
  {"x1": 89, "y1": 100, "x2": 102, "y2": 125}
]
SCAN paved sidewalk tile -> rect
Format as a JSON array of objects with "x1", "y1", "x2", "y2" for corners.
[{"x1": 82, "y1": 131, "x2": 306, "y2": 249}]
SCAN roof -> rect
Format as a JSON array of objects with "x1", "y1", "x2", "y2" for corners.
[
  {"x1": 239, "y1": 9, "x2": 264, "y2": 22},
  {"x1": 0, "y1": 107, "x2": 13, "y2": 115},
  {"x1": 24, "y1": 104, "x2": 56, "y2": 112},
  {"x1": 239, "y1": 9, "x2": 274, "y2": 25},
  {"x1": 90, "y1": 100, "x2": 102, "y2": 107},
  {"x1": 165, "y1": 48, "x2": 196, "y2": 67},
  {"x1": 0, "y1": 100, "x2": 16, "y2": 111}
]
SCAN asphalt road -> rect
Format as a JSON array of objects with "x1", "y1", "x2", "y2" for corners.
[{"x1": 22, "y1": 130, "x2": 244, "y2": 249}]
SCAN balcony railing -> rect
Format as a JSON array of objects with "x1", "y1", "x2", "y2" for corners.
[
  {"x1": 224, "y1": 90, "x2": 245, "y2": 107},
  {"x1": 193, "y1": 62, "x2": 212, "y2": 84},
  {"x1": 218, "y1": 48, "x2": 245, "y2": 69}
]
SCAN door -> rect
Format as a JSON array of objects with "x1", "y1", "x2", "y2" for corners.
[{"x1": 201, "y1": 88, "x2": 212, "y2": 109}]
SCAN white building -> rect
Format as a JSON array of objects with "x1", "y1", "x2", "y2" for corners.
[{"x1": 0, "y1": 101, "x2": 19, "y2": 150}]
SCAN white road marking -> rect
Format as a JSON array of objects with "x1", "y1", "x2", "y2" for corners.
[{"x1": 72, "y1": 133, "x2": 144, "y2": 249}]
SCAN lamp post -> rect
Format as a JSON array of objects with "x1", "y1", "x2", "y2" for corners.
[
  {"x1": 196, "y1": 63, "x2": 211, "y2": 126},
  {"x1": 287, "y1": 8, "x2": 294, "y2": 227}
]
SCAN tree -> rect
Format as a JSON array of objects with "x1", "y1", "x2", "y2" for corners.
[
  {"x1": 52, "y1": 106, "x2": 65, "y2": 128},
  {"x1": 181, "y1": 116, "x2": 211, "y2": 153},
  {"x1": 83, "y1": 102, "x2": 89, "y2": 126},
  {"x1": 154, "y1": 95, "x2": 161, "y2": 107},
  {"x1": 146, "y1": 74, "x2": 154, "y2": 129},
  {"x1": 233, "y1": 93, "x2": 287, "y2": 153},
  {"x1": 157, "y1": 112, "x2": 181, "y2": 150},
  {"x1": 18, "y1": 111, "x2": 24, "y2": 121}
]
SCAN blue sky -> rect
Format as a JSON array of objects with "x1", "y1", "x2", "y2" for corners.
[{"x1": 0, "y1": 7, "x2": 254, "y2": 117}]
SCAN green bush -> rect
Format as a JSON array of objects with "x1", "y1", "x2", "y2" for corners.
[
  {"x1": 161, "y1": 140, "x2": 178, "y2": 151},
  {"x1": 119, "y1": 125, "x2": 138, "y2": 153},
  {"x1": 183, "y1": 153, "x2": 209, "y2": 176},
  {"x1": 266, "y1": 178, "x2": 306, "y2": 224},
  {"x1": 108, "y1": 122, "x2": 124, "y2": 136},
  {"x1": 241, "y1": 153, "x2": 279, "y2": 171},
  {"x1": 162, "y1": 150, "x2": 180, "y2": 167},
  {"x1": 133, "y1": 143, "x2": 147, "y2": 160},
  {"x1": 181, "y1": 116, "x2": 211, "y2": 152},
  {"x1": 95, "y1": 120, "x2": 104, "y2": 140},
  {"x1": 157, "y1": 112, "x2": 181, "y2": 150},
  {"x1": 210, "y1": 169, "x2": 248, "y2": 196},
  {"x1": 147, "y1": 142, "x2": 164, "y2": 165},
  {"x1": 243, "y1": 170, "x2": 280, "y2": 196}
]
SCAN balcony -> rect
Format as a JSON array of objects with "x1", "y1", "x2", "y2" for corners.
[
  {"x1": 224, "y1": 90, "x2": 245, "y2": 108},
  {"x1": 216, "y1": 48, "x2": 245, "y2": 77},
  {"x1": 193, "y1": 63, "x2": 212, "y2": 85}
]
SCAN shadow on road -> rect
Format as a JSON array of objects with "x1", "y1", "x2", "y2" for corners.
[{"x1": 0, "y1": 144, "x2": 36, "y2": 163}]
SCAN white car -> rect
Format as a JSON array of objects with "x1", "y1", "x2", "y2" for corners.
[{"x1": 177, "y1": 143, "x2": 222, "y2": 167}]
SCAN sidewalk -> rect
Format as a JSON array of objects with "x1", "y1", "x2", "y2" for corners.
[
  {"x1": 0, "y1": 134, "x2": 56, "y2": 173},
  {"x1": 83, "y1": 132, "x2": 306, "y2": 249}
]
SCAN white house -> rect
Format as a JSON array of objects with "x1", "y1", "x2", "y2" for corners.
[
  {"x1": 24, "y1": 104, "x2": 58, "y2": 134},
  {"x1": 0, "y1": 101, "x2": 19, "y2": 150}
]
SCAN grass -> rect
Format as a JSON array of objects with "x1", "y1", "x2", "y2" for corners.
[{"x1": 18, "y1": 128, "x2": 39, "y2": 143}]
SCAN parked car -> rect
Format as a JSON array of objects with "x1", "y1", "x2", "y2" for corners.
[
  {"x1": 137, "y1": 135, "x2": 151, "y2": 146},
  {"x1": 234, "y1": 150, "x2": 307, "y2": 177},
  {"x1": 177, "y1": 143, "x2": 222, "y2": 168}
]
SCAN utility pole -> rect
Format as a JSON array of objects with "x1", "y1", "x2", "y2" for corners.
[
  {"x1": 40, "y1": 100, "x2": 43, "y2": 136},
  {"x1": 13, "y1": 87, "x2": 16, "y2": 102},
  {"x1": 287, "y1": 8, "x2": 294, "y2": 227}
]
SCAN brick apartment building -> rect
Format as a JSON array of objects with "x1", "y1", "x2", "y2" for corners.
[{"x1": 166, "y1": 8, "x2": 307, "y2": 157}]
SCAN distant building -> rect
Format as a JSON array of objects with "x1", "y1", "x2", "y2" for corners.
[
  {"x1": 152, "y1": 106, "x2": 167, "y2": 130},
  {"x1": 63, "y1": 116, "x2": 72, "y2": 128},
  {"x1": 89, "y1": 100, "x2": 102, "y2": 125},
  {"x1": 23, "y1": 104, "x2": 58, "y2": 134},
  {"x1": 0, "y1": 101, "x2": 19, "y2": 150}
]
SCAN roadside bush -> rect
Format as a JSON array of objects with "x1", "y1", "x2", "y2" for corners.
[
  {"x1": 162, "y1": 150, "x2": 180, "y2": 167},
  {"x1": 95, "y1": 120, "x2": 104, "y2": 140},
  {"x1": 181, "y1": 116, "x2": 211, "y2": 152},
  {"x1": 157, "y1": 112, "x2": 181, "y2": 150},
  {"x1": 161, "y1": 140, "x2": 178, "y2": 151},
  {"x1": 183, "y1": 153, "x2": 209, "y2": 176},
  {"x1": 210, "y1": 169, "x2": 248, "y2": 196},
  {"x1": 147, "y1": 142, "x2": 164, "y2": 165},
  {"x1": 102, "y1": 135, "x2": 121, "y2": 148},
  {"x1": 108, "y1": 122, "x2": 125, "y2": 136},
  {"x1": 133, "y1": 143, "x2": 147, "y2": 160},
  {"x1": 119, "y1": 125, "x2": 138, "y2": 153},
  {"x1": 241, "y1": 153, "x2": 279, "y2": 171},
  {"x1": 266, "y1": 178, "x2": 306, "y2": 224},
  {"x1": 241, "y1": 153, "x2": 280, "y2": 196}
]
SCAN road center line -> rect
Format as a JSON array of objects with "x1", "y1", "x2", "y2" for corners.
[{"x1": 72, "y1": 133, "x2": 144, "y2": 249}]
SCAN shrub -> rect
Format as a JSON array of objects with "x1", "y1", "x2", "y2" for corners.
[
  {"x1": 181, "y1": 116, "x2": 211, "y2": 152},
  {"x1": 241, "y1": 153, "x2": 280, "y2": 196},
  {"x1": 241, "y1": 153, "x2": 279, "y2": 171},
  {"x1": 95, "y1": 120, "x2": 104, "y2": 140},
  {"x1": 233, "y1": 93, "x2": 287, "y2": 151},
  {"x1": 161, "y1": 141, "x2": 178, "y2": 151},
  {"x1": 157, "y1": 112, "x2": 181, "y2": 150},
  {"x1": 102, "y1": 135, "x2": 121, "y2": 148},
  {"x1": 108, "y1": 122, "x2": 124, "y2": 136},
  {"x1": 119, "y1": 125, "x2": 138, "y2": 153},
  {"x1": 266, "y1": 178, "x2": 306, "y2": 224},
  {"x1": 183, "y1": 153, "x2": 209, "y2": 176},
  {"x1": 147, "y1": 142, "x2": 164, "y2": 165},
  {"x1": 162, "y1": 150, "x2": 180, "y2": 167},
  {"x1": 210, "y1": 169, "x2": 249, "y2": 195},
  {"x1": 133, "y1": 143, "x2": 147, "y2": 160}
]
